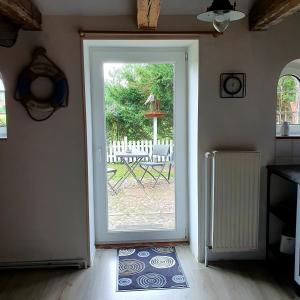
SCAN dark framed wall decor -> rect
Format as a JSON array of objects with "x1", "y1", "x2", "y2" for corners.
[{"x1": 220, "y1": 73, "x2": 246, "y2": 98}]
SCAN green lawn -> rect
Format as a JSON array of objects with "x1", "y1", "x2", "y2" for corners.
[
  {"x1": 107, "y1": 162, "x2": 174, "y2": 180},
  {"x1": 0, "y1": 114, "x2": 6, "y2": 127}
]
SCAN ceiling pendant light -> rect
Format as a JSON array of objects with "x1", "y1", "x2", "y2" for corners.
[{"x1": 197, "y1": 0, "x2": 245, "y2": 33}]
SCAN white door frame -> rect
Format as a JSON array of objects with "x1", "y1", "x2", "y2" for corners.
[{"x1": 84, "y1": 41, "x2": 188, "y2": 244}]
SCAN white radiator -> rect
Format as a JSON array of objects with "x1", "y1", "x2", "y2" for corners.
[{"x1": 205, "y1": 151, "x2": 260, "y2": 257}]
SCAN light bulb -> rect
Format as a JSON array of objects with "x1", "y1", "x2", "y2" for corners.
[{"x1": 213, "y1": 13, "x2": 230, "y2": 33}]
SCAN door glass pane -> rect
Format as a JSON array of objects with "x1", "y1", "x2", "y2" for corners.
[
  {"x1": 277, "y1": 75, "x2": 300, "y2": 125},
  {"x1": 104, "y1": 63, "x2": 175, "y2": 232}
]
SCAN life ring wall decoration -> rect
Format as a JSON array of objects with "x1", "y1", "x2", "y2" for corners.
[{"x1": 15, "y1": 47, "x2": 69, "y2": 121}]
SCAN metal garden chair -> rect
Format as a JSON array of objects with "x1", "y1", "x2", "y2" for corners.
[
  {"x1": 168, "y1": 151, "x2": 175, "y2": 181},
  {"x1": 139, "y1": 144, "x2": 170, "y2": 187},
  {"x1": 107, "y1": 167, "x2": 117, "y2": 194}
]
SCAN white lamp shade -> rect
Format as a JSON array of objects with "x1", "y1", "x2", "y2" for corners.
[{"x1": 197, "y1": 10, "x2": 245, "y2": 22}]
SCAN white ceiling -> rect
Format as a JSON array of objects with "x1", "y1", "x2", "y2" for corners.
[{"x1": 34, "y1": 0, "x2": 255, "y2": 16}]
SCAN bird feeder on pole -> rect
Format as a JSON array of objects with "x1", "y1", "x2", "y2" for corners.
[{"x1": 144, "y1": 94, "x2": 166, "y2": 145}]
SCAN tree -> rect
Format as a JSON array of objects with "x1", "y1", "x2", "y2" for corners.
[
  {"x1": 277, "y1": 75, "x2": 299, "y2": 124},
  {"x1": 104, "y1": 63, "x2": 174, "y2": 140}
]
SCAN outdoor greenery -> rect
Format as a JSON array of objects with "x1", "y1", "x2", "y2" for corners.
[
  {"x1": 0, "y1": 114, "x2": 6, "y2": 127},
  {"x1": 104, "y1": 64, "x2": 174, "y2": 140},
  {"x1": 277, "y1": 75, "x2": 300, "y2": 124},
  {"x1": 0, "y1": 90, "x2": 6, "y2": 127}
]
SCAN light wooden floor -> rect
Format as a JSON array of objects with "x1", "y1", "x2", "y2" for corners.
[{"x1": 0, "y1": 246, "x2": 297, "y2": 300}]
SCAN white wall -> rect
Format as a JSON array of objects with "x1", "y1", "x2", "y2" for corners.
[
  {"x1": 275, "y1": 139, "x2": 300, "y2": 165},
  {"x1": 188, "y1": 42, "x2": 199, "y2": 260},
  {"x1": 0, "y1": 14, "x2": 300, "y2": 264},
  {"x1": 0, "y1": 20, "x2": 89, "y2": 264},
  {"x1": 197, "y1": 16, "x2": 300, "y2": 261},
  {"x1": 83, "y1": 43, "x2": 96, "y2": 265},
  {"x1": 281, "y1": 60, "x2": 300, "y2": 78}
]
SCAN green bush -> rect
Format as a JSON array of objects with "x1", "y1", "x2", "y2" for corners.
[
  {"x1": 0, "y1": 114, "x2": 6, "y2": 127},
  {"x1": 105, "y1": 64, "x2": 174, "y2": 141}
]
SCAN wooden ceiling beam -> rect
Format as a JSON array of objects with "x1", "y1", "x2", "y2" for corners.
[
  {"x1": 137, "y1": 0, "x2": 160, "y2": 30},
  {"x1": 250, "y1": 0, "x2": 300, "y2": 31},
  {"x1": 0, "y1": 0, "x2": 42, "y2": 31}
]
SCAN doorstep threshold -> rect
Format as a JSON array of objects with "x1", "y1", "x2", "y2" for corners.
[{"x1": 96, "y1": 240, "x2": 189, "y2": 249}]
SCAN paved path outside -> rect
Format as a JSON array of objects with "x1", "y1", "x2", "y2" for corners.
[{"x1": 107, "y1": 178, "x2": 175, "y2": 231}]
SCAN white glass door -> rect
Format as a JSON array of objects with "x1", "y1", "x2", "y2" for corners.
[{"x1": 86, "y1": 44, "x2": 187, "y2": 243}]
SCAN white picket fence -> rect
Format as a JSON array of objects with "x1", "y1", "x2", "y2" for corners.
[{"x1": 107, "y1": 137, "x2": 174, "y2": 163}]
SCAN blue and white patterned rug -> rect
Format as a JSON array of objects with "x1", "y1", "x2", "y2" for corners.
[{"x1": 117, "y1": 247, "x2": 189, "y2": 291}]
